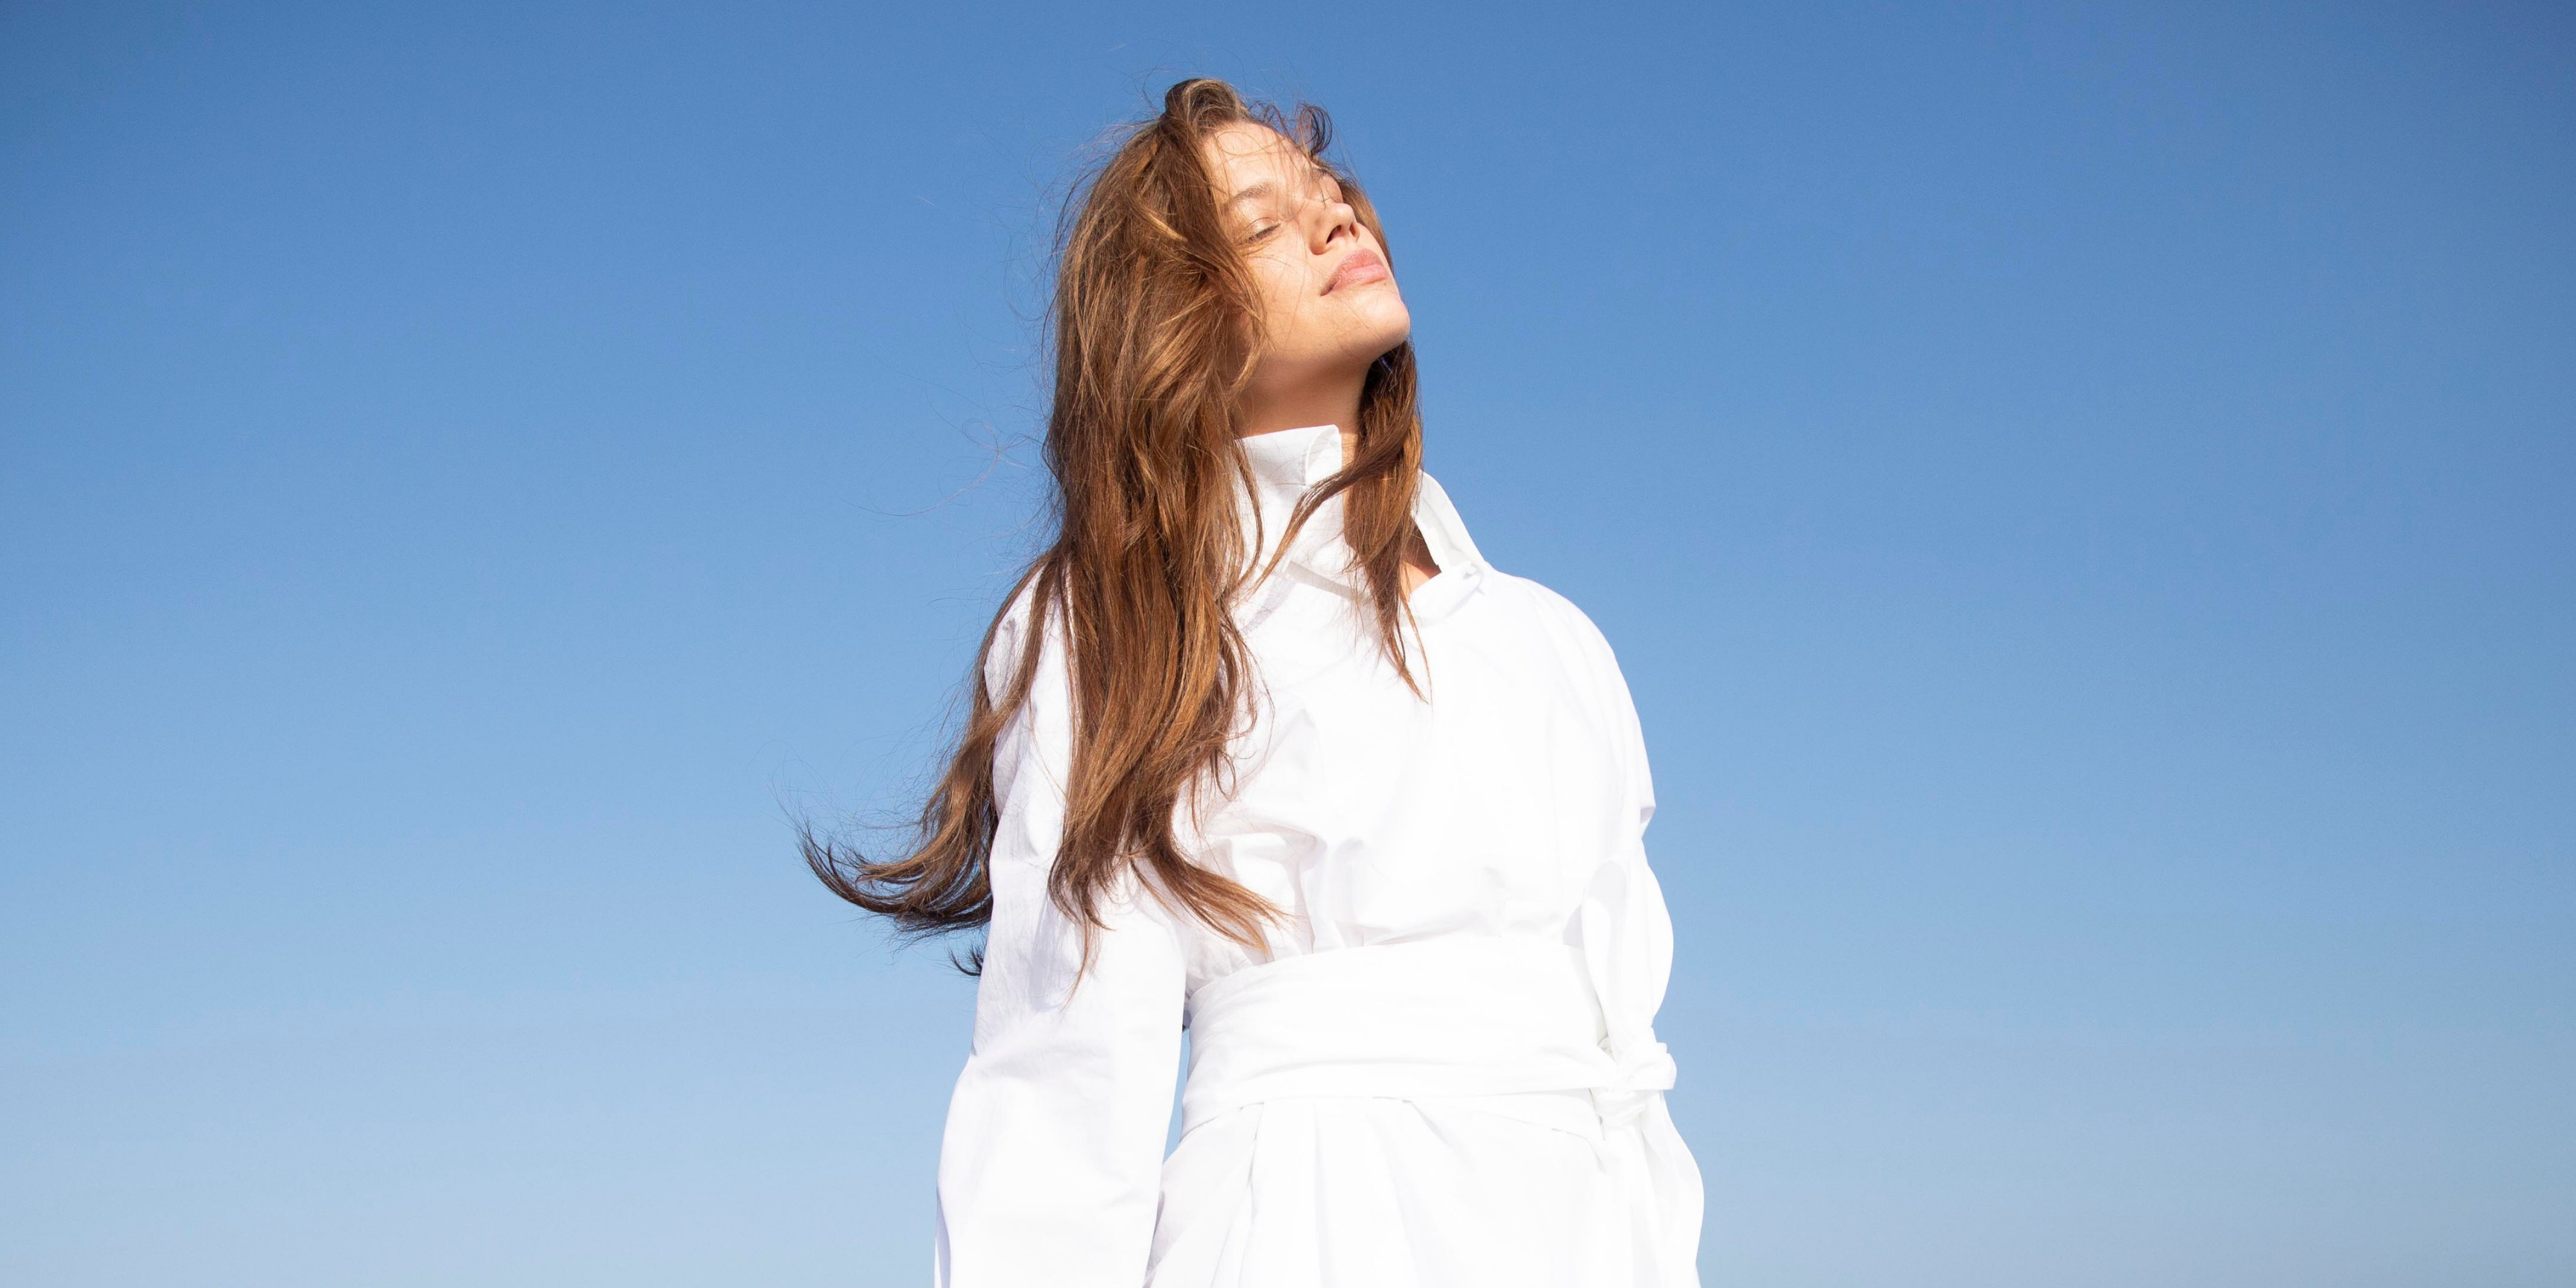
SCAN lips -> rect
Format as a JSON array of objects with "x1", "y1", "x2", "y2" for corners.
[{"x1": 1324, "y1": 249, "x2": 1390, "y2": 295}]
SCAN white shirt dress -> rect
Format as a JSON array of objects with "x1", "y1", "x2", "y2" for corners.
[{"x1": 931, "y1": 423, "x2": 1703, "y2": 1288}]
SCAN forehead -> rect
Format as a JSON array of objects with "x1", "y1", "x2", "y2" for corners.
[{"x1": 1202, "y1": 122, "x2": 1330, "y2": 195}]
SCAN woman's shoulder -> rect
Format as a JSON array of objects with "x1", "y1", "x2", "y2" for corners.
[
  {"x1": 1474, "y1": 564, "x2": 1629, "y2": 685},
  {"x1": 979, "y1": 566, "x2": 1062, "y2": 699},
  {"x1": 1414, "y1": 471, "x2": 1628, "y2": 678}
]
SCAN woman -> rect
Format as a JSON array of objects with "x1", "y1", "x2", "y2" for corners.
[{"x1": 809, "y1": 78, "x2": 1702, "y2": 1287}]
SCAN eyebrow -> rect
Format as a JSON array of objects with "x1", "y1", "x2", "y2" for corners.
[{"x1": 1227, "y1": 169, "x2": 1342, "y2": 212}]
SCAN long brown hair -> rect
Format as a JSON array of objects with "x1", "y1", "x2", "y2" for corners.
[{"x1": 803, "y1": 78, "x2": 1424, "y2": 967}]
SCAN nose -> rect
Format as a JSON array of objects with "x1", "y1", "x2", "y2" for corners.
[{"x1": 1310, "y1": 194, "x2": 1359, "y2": 254}]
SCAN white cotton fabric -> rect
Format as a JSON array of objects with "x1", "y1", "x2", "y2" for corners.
[{"x1": 931, "y1": 423, "x2": 1703, "y2": 1288}]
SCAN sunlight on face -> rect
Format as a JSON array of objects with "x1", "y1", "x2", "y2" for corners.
[{"x1": 1203, "y1": 122, "x2": 1412, "y2": 420}]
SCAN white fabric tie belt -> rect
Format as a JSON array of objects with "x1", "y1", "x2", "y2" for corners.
[
  {"x1": 1178, "y1": 938, "x2": 1702, "y2": 1284},
  {"x1": 1179, "y1": 938, "x2": 1676, "y2": 1133}
]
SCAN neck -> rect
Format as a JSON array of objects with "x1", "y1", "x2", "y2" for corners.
[{"x1": 1237, "y1": 371, "x2": 1364, "y2": 445}]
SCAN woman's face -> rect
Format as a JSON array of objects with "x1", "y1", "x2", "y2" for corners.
[{"x1": 1204, "y1": 122, "x2": 1411, "y2": 411}]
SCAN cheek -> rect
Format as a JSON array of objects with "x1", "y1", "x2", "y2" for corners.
[
  {"x1": 1255, "y1": 254, "x2": 1304, "y2": 299},
  {"x1": 1251, "y1": 262, "x2": 1320, "y2": 342}
]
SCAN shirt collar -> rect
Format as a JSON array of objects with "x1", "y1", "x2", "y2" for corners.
[
  {"x1": 1238, "y1": 423, "x2": 1354, "y2": 587},
  {"x1": 1235, "y1": 424, "x2": 1489, "y2": 619}
]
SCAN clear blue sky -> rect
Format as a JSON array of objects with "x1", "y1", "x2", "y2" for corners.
[{"x1": 3, "y1": 3, "x2": 2569, "y2": 1284}]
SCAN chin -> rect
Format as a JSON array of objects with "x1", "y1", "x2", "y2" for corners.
[{"x1": 1353, "y1": 300, "x2": 1412, "y2": 359}]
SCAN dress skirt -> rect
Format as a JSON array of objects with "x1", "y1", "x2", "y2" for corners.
[{"x1": 1151, "y1": 1094, "x2": 1668, "y2": 1288}]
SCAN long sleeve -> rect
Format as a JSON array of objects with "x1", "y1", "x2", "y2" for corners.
[
  {"x1": 1565, "y1": 612, "x2": 1707, "y2": 1286},
  {"x1": 933, "y1": 592, "x2": 1189, "y2": 1288},
  {"x1": 1578, "y1": 625, "x2": 1677, "y2": 1095}
]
